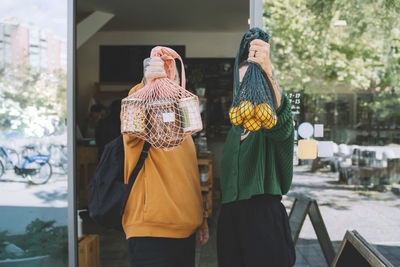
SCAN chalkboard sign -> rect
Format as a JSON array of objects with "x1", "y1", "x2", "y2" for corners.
[
  {"x1": 288, "y1": 92, "x2": 301, "y2": 116},
  {"x1": 99, "y1": 45, "x2": 186, "y2": 83},
  {"x1": 332, "y1": 230, "x2": 394, "y2": 267}
]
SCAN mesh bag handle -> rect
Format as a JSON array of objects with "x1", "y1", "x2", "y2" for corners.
[
  {"x1": 233, "y1": 27, "x2": 270, "y2": 96},
  {"x1": 150, "y1": 46, "x2": 186, "y2": 89}
]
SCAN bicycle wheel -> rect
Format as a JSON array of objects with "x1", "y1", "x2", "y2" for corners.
[
  {"x1": 48, "y1": 144, "x2": 68, "y2": 174},
  {"x1": 28, "y1": 162, "x2": 52, "y2": 185},
  {"x1": 61, "y1": 160, "x2": 68, "y2": 174},
  {"x1": 4, "y1": 148, "x2": 19, "y2": 169}
]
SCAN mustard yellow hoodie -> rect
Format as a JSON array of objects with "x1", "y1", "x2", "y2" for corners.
[{"x1": 122, "y1": 83, "x2": 206, "y2": 239}]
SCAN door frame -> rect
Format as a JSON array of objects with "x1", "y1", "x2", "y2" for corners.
[
  {"x1": 250, "y1": 0, "x2": 263, "y2": 28},
  {"x1": 67, "y1": 0, "x2": 77, "y2": 266}
]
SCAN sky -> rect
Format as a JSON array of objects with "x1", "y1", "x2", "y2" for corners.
[{"x1": 0, "y1": 0, "x2": 67, "y2": 38}]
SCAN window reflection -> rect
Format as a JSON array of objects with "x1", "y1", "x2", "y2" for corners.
[
  {"x1": 0, "y1": 1, "x2": 68, "y2": 266},
  {"x1": 265, "y1": 0, "x2": 400, "y2": 264}
]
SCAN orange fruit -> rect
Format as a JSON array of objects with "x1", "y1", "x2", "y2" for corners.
[
  {"x1": 239, "y1": 101, "x2": 255, "y2": 120},
  {"x1": 229, "y1": 107, "x2": 243, "y2": 126},
  {"x1": 243, "y1": 118, "x2": 261, "y2": 131},
  {"x1": 262, "y1": 114, "x2": 277, "y2": 129},
  {"x1": 255, "y1": 103, "x2": 273, "y2": 122}
]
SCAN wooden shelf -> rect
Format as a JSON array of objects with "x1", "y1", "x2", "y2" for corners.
[
  {"x1": 94, "y1": 82, "x2": 134, "y2": 98},
  {"x1": 79, "y1": 234, "x2": 100, "y2": 267},
  {"x1": 77, "y1": 145, "x2": 98, "y2": 209},
  {"x1": 198, "y1": 154, "x2": 214, "y2": 217},
  {"x1": 201, "y1": 185, "x2": 212, "y2": 191}
]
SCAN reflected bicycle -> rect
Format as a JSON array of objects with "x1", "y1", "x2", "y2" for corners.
[{"x1": 0, "y1": 146, "x2": 52, "y2": 185}]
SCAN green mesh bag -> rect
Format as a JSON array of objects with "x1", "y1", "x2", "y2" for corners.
[{"x1": 230, "y1": 27, "x2": 277, "y2": 132}]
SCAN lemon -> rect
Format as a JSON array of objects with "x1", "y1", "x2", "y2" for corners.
[
  {"x1": 239, "y1": 101, "x2": 255, "y2": 120},
  {"x1": 255, "y1": 103, "x2": 273, "y2": 122},
  {"x1": 243, "y1": 118, "x2": 261, "y2": 131},
  {"x1": 229, "y1": 107, "x2": 243, "y2": 126}
]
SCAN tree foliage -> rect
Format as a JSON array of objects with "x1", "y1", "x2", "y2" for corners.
[
  {"x1": 264, "y1": 0, "x2": 400, "y2": 97},
  {"x1": 0, "y1": 66, "x2": 67, "y2": 137}
]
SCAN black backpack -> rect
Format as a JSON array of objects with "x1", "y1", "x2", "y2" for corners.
[{"x1": 88, "y1": 135, "x2": 150, "y2": 230}]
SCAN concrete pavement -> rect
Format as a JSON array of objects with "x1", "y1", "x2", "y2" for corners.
[
  {"x1": 195, "y1": 165, "x2": 400, "y2": 266},
  {"x1": 284, "y1": 165, "x2": 400, "y2": 266},
  {"x1": 0, "y1": 169, "x2": 68, "y2": 234}
]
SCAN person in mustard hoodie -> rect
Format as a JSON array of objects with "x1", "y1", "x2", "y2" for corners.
[{"x1": 122, "y1": 56, "x2": 209, "y2": 267}]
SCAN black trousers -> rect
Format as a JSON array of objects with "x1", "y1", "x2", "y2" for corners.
[
  {"x1": 127, "y1": 234, "x2": 196, "y2": 267},
  {"x1": 217, "y1": 194, "x2": 296, "y2": 267}
]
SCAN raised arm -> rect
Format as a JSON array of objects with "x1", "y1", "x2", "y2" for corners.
[
  {"x1": 247, "y1": 39, "x2": 282, "y2": 108},
  {"x1": 247, "y1": 39, "x2": 293, "y2": 141}
]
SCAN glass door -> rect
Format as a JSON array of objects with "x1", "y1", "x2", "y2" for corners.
[{"x1": 0, "y1": 0, "x2": 71, "y2": 266}]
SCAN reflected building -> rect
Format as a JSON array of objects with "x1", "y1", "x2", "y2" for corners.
[{"x1": 0, "y1": 17, "x2": 66, "y2": 72}]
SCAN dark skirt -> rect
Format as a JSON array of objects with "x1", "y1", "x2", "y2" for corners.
[{"x1": 217, "y1": 194, "x2": 296, "y2": 267}]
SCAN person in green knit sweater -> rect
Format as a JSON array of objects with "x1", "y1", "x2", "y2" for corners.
[{"x1": 218, "y1": 31, "x2": 296, "y2": 266}]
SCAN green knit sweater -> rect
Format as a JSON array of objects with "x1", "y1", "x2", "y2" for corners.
[{"x1": 220, "y1": 94, "x2": 294, "y2": 204}]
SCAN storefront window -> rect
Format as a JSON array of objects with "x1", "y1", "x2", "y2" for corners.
[
  {"x1": 0, "y1": 1, "x2": 68, "y2": 266},
  {"x1": 265, "y1": 0, "x2": 400, "y2": 264},
  {"x1": 265, "y1": 1, "x2": 400, "y2": 144}
]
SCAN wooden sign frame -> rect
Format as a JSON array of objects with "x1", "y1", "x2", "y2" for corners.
[
  {"x1": 288, "y1": 195, "x2": 336, "y2": 266},
  {"x1": 331, "y1": 230, "x2": 394, "y2": 267}
]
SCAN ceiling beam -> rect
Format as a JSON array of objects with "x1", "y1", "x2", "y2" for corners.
[{"x1": 77, "y1": 11, "x2": 114, "y2": 48}]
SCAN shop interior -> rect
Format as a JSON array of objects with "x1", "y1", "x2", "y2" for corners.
[{"x1": 75, "y1": 0, "x2": 249, "y2": 265}]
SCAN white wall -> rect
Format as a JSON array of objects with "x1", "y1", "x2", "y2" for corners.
[{"x1": 77, "y1": 30, "x2": 243, "y2": 127}]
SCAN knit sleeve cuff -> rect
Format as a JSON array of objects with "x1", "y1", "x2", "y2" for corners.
[
  {"x1": 262, "y1": 94, "x2": 294, "y2": 141},
  {"x1": 275, "y1": 93, "x2": 287, "y2": 115}
]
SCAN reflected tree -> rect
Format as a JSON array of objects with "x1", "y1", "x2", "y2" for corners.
[
  {"x1": 264, "y1": 0, "x2": 400, "y2": 128},
  {"x1": 0, "y1": 65, "x2": 67, "y2": 137}
]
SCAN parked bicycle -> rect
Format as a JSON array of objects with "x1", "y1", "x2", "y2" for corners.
[
  {"x1": 0, "y1": 146, "x2": 52, "y2": 185},
  {"x1": 21, "y1": 145, "x2": 40, "y2": 160},
  {"x1": 21, "y1": 143, "x2": 68, "y2": 174},
  {"x1": 48, "y1": 144, "x2": 68, "y2": 174}
]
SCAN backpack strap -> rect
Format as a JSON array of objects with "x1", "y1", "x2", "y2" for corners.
[{"x1": 120, "y1": 141, "x2": 151, "y2": 216}]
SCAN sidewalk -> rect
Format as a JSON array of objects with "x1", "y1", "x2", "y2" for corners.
[
  {"x1": 283, "y1": 165, "x2": 400, "y2": 266},
  {"x1": 196, "y1": 165, "x2": 400, "y2": 267},
  {"x1": 0, "y1": 170, "x2": 68, "y2": 234}
]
